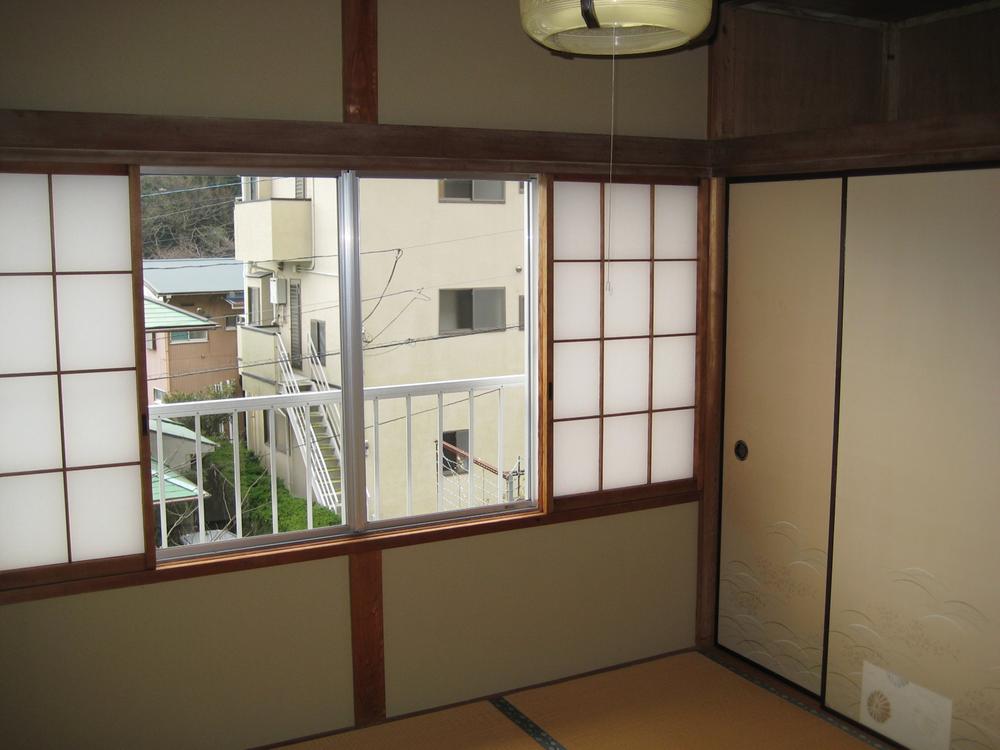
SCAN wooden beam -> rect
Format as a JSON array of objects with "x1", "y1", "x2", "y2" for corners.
[
  {"x1": 714, "y1": 111, "x2": 1000, "y2": 176},
  {"x1": 695, "y1": 177, "x2": 726, "y2": 648},
  {"x1": 342, "y1": 0, "x2": 378, "y2": 124},
  {"x1": 0, "y1": 109, "x2": 710, "y2": 179},
  {"x1": 350, "y1": 550, "x2": 386, "y2": 727}
]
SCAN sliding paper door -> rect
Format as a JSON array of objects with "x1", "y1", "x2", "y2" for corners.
[
  {"x1": 826, "y1": 169, "x2": 1000, "y2": 750},
  {"x1": 718, "y1": 178, "x2": 842, "y2": 693}
]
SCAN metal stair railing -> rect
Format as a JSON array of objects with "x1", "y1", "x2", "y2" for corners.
[{"x1": 275, "y1": 336, "x2": 341, "y2": 514}]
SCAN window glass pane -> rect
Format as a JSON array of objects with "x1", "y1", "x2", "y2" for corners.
[
  {"x1": 0, "y1": 173, "x2": 51, "y2": 273},
  {"x1": 360, "y1": 176, "x2": 532, "y2": 523},
  {"x1": 441, "y1": 179, "x2": 472, "y2": 200},
  {"x1": 472, "y1": 287, "x2": 505, "y2": 330},
  {"x1": 472, "y1": 180, "x2": 504, "y2": 202}
]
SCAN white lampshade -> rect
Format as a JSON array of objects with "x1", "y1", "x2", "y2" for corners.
[{"x1": 521, "y1": 0, "x2": 712, "y2": 56}]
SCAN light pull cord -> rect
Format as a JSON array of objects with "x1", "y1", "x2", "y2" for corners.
[{"x1": 606, "y1": 27, "x2": 617, "y2": 294}]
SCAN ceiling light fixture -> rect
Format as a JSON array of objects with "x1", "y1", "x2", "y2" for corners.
[{"x1": 520, "y1": 0, "x2": 712, "y2": 56}]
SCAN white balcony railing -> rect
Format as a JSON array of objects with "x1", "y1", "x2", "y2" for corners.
[{"x1": 148, "y1": 374, "x2": 528, "y2": 559}]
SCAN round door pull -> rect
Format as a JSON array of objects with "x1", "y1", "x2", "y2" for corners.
[{"x1": 734, "y1": 440, "x2": 749, "y2": 461}]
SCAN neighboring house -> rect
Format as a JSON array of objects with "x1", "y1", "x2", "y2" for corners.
[
  {"x1": 143, "y1": 297, "x2": 218, "y2": 404},
  {"x1": 234, "y1": 176, "x2": 528, "y2": 521},
  {"x1": 143, "y1": 258, "x2": 244, "y2": 398},
  {"x1": 148, "y1": 416, "x2": 217, "y2": 470}
]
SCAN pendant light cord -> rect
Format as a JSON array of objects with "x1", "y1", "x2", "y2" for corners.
[{"x1": 607, "y1": 28, "x2": 617, "y2": 293}]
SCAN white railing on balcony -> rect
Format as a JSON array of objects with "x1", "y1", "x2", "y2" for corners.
[
  {"x1": 274, "y1": 336, "x2": 341, "y2": 513},
  {"x1": 148, "y1": 374, "x2": 529, "y2": 558},
  {"x1": 150, "y1": 388, "x2": 346, "y2": 556}
]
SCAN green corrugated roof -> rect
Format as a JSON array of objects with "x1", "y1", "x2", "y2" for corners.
[
  {"x1": 144, "y1": 297, "x2": 217, "y2": 332},
  {"x1": 151, "y1": 467, "x2": 211, "y2": 504},
  {"x1": 150, "y1": 417, "x2": 218, "y2": 447}
]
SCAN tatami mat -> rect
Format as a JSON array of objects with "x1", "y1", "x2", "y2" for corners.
[
  {"x1": 506, "y1": 651, "x2": 872, "y2": 750},
  {"x1": 285, "y1": 651, "x2": 882, "y2": 749},
  {"x1": 285, "y1": 700, "x2": 542, "y2": 750}
]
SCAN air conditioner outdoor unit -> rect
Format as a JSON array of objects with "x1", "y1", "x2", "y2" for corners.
[{"x1": 270, "y1": 276, "x2": 288, "y2": 305}]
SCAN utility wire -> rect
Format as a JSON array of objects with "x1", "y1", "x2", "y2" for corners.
[
  {"x1": 145, "y1": 325, "x2": 522, "y2": 382},
  {"x1": 361, "y1": 248, "x2": 403, "y2": 324},
  {"x1": 141, "y1": 197, "x2": 238, "y2": 222}
]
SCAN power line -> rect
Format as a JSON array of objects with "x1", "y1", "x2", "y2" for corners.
[
  {"x1": 146, "y1": 324, "x2": 523, "y2": 382},
  {"x1": 361, "y1": 249, "x2": 403, "y2": 324},
  {"x1": 142, "y1": 197, "x2": 237, "y2": 222},
  {"x1": 141, "y1": 228, "x2": 523, "y2": 266}
]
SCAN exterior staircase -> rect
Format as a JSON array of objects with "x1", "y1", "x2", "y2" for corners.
[{"x1": 274, "y1": 336, "x2": 342, "y2": 515}]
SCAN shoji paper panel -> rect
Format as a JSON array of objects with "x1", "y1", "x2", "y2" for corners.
[
  {"x1": 0, "y1": 173, "x2": 51, "y2": 272},
  {"x1": 552, "y1": 180, "x2": 698, "y2": 497},
  {"x1": 718, "y1": 178, "x2": 842, "y2": 693},
  {"x1": 0, "y1": 172, "x2": 142, "y2": 572},
  {"x1": 827, "y1": 169, "x2": 1000, "y2": 749}
]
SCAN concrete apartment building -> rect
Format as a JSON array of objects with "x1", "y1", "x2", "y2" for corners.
[{"x1": 234, "y1": 175, "x2": 529, "y2": 521}]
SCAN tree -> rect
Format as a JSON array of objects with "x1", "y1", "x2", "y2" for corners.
[{"x1": 141, "y1": 174, "x2": 240, "y2": 258}]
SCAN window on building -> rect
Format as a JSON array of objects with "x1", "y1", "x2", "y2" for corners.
[
  {"x1": 441, "y1": 429, "x2": 470, "y2": 474},
  {"x1": 224, "y1": 315, "x2": 239, "y2": 330},
  {"x1": 246, "y1": 286, "x2": 260, "y2": 326},
  {"x1": 310, "y1": 319, "x2": 326, "y2": 366},
  {"x1": 439, "y1": 179, "x2": 505, "y2": 203},
  {"x1": 146, "y1": 332, "x2": 156, "y2": 350},
  {"x1": 152, "y1": 387, "x2": 167, "y2": 402},
  {"x1": 439, "y1": 288, "x2": 506, "y2": 334},
  {"x1": 289, "y1": 280, "x2": 302, "y2": 369},
  {"x1": 169, "y1": 329, "x2": 208, "y2": 344}
]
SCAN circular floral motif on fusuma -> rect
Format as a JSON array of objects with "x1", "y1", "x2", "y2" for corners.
[{"x1": 866, "y1": 690, "x2": 892, "y2": 724}]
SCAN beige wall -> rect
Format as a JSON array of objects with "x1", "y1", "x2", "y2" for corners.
[
  {"x1": 378, "y1": 0, "x2": 707, "y2": 138},
  {"x1": 0, "y1": 557, "x2": 354, "y2": 750},
  {"x1": 0, "y1": 0, "x2": 343, "y2": 121},
  {"x1": 827, "y1": 169, "x2": 1000, "y2": 748},
  {"x1": 0, "y1": 506, "x2": 697, "y2": 748},
  {"x1": 383, "y1": 503, "x2": 699, "y2": 716}
]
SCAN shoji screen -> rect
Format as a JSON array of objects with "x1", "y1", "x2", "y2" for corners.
[
  {"x1": 0, "y1": 172, "x2": 146, "y2": 574},
  {"x1": 826, "y1": 169, "x2": 1000, "y2": 749},
  {"x1": 551, "y1": 180, "x2": 698, "y2": 497},
  {"x1": 718, "y1": 178, "x2": 842, "y2": 694}
]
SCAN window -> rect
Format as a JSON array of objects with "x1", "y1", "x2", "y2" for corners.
[
  {"x1": 310, "y1": 319, "x2": 326, "y2": 366},
  {"x1": 246, "y1": 286, "x2": 260, "y2": 326},
  {"x1": 289, "y1": 280, "x2": 302, "y2": 368},
  {"x1": 439, "y1": 179, "x2": 505, "y2": 203},
  {"x1": 551, "y1": 180, "x2": 698, "y2": 497},
  {"x1": 441, "y1": 429, "x2": 470, "y2": 474},
  {"x1": 224, "y1": 315, "x2": 239, "y2": 330},
  {"x1": 169, "y1": 329, "x2": 208, "y2": 343},
  {"x1": 439, "y1": 288, "x2": 506, "y2": 334},
  {"x1": 146, "y1": 332, "x2": 156, "y2": 350},
  {"x1": 152, "y1": 387, "x2": 167, "y2": 402},
  {"x1": 0, "y1": 170, "x2": 146, "y2": 575}
]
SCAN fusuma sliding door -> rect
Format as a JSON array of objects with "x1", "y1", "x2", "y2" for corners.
[
  {"x1": 825, "y1": 168, "x2": 1000, "y2": 750},
  {"x1": 718, "y1": 178, "x2": 842, "y2": 693}
]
